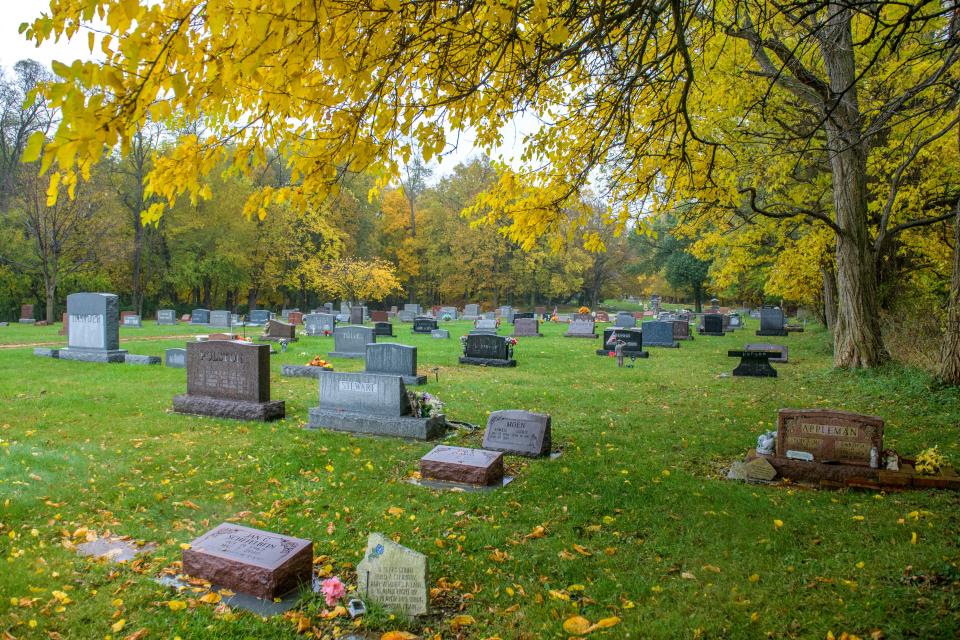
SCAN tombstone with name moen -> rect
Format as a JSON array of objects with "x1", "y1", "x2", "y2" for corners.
[{"x1": 482, "y1": 410, "x2": 551, "y2": 457}]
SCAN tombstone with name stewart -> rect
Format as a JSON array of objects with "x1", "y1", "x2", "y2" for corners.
[
  {"x1": 56, "y1": 293, "x2": 128, "y2": 362},
  {"x1": 329, "y1": 325, "x2": 375, "y2": 359},
  {"x1": 482, "y1": 410, "x2": 551, "y2": 457},
  {"x1": 597, "y1": 327, "x2": 648, "y2": 358},
  {"x1": 699, "y1": 313, "x2": 726, "y2": 336},
  {"x1": 191, "y1": 309, "x2": 211, "y2": 325},
  {"x1": 642, "y1": 320, "x2": 679, "y2": 348},
  {"x1": 157, "y1": 309, "x2": 177, "y2": 325},
  {"x1": 365, "y1": 343, "x2": 425, "y2": 385},
  {"x1": 307, "y1": 371, "x2": 445, "y2": 439},
  {"x1": 757, "y1": 307, "x2": 788, "y2": 336},
  {"x1": 412, "y1": 317, "x2": 438, "y2": 334},
  {"x1": 356, "y1": 533, "x2": 428, "y2": 618},
  {"x1": 614, "y1": 312, "x2": 636, "y2": 328},
  {"x1": 182, "y1": 523, "x2": 312, "y2": 600},
  {"x1": 19, "y1": 303, "x2": 35, "y2": 324},
  {"x1": 512, "y1": 317, "x2": 542, "y2": 337},
  {"x1": 565, "y1": 318, "x2": 596, "y2": 338},
  {"x1": 374, "y1": 321, "x2": 395, "y2": 337},
  {"x1": 420, "y1": 445, "x2": 504, "y2": 486},
  {"x1": 672, "y1": 319, "x2": 692, "y2": 341},
  {"x1": 209, "y1": 310, "x2": 232, "y2": 328},
  {"x1": 460, "y1": 334, "x2": 516, "y2": 367},
  {"x1": 172, "y1": 340, "x2": 285, "y2": 421},
  {"x1": 248, "y1": 309, "x2": 270, "y2": 325}
]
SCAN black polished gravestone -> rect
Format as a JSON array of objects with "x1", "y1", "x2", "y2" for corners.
[
  {"x1": 412, "y1": 317, "x2": 438, "y2": 334},
  {"x1": 727, "y1": 349, "x2": 779, "y2": 377},
  {"x1": 512, "y1": 312, "x2": 535, "y2": 322},
  {"x1": 672, "y1": 319, "x2": 693, "y2": 341},
  {"x1": 641, "y1": 320, "x2": 679, "y2": 348},
  {"x1": 172, "y1": 341, "x2": 285, "y2": 421},
  {"x1": 756, "y1": 307, "x2": 788, "y2": 337},
  {"x1": 596, "y1": 328, "x2": 648, "y2": 358},
  {"x1": 459, "y1": 334, "x2": 516, "y2": 367},
  {"x1": 699, "y1": 313, "x2": 726, "y2": 336},
  {"x1": 374, "y1": 321, "x2": 395, "y2": 337}
]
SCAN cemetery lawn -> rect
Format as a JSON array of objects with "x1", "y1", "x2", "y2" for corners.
[{"x1": 1, "y1": 320, "x2": 959, "y2": 640}]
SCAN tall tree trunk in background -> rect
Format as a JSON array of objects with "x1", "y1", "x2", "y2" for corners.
[
  {"x1": 938, "y1": 202, "x2": 960, "y2": 384},
  {"x1": 821, "y1": 262, "x2": 838, "y2": 333},
  {"x1": 131, "y1": 222, "x2": 144, "y2": 314}
]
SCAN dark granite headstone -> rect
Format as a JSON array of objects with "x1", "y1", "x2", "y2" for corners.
[
  {"x1": 365, "y1": 343, "x2": 425, "y2": 385},
  {"x1": 672, "y1": 320, "x2": 692, "y2": 340},
  {"x1": 512, "y1": 312, "x2": 535, "y2": 321},
  {"x1": 412, "y1": 317, "x2": 438, "y2": 333},
  {"x1": 248, "y1": 309, "x2": 270, "y2": 326},
  {"x1": 597, "y1": 328, "x2": 648, "y2": 357},
  {"x1": 642, "y1": 321, "x2": 678, "y2": 348},
  {"x1": 182, "y1": 523, "x2": 312, "y2": 600},
  {"x1": 700, "y1": 313, "x2": 725, "y2": 336},
  {"x1": 727, "y1": 350, "x2": 779, "y2": 377},
  {"x1": 329, "y1": 325, "x2": 375, "y2": 358},
  {"x1": 512, "y1": 317, "x2": 541, "y2": 337},
  {"x1": 482, "y1": 410, "x2": 551, "y2": 457},
  {"x1": 420, "y1": 445, "x2": 504, "y2": 486},
  {"x1": 172, "y1": 341, "x2": 284, "y2": 421},
  {"x1": 374, "y1": 321, "x2": 395, "y2": 337},
  {"x1": 165, "y1": 348, "x2": 187, "y2": 368},
  {"x1": 191, "y1": 309, "x2": 211, "y2": 324},
  {"x1": 460, "y1": 334, "x2": 516, "y2": 367},
  {"x1": 157, "y1": 309, "x2": 177, "y2": 325},
  {"x1": 757, "y1": 307, "x2": 787, "y2": 336}
]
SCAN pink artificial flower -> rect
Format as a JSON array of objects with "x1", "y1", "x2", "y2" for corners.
[{"x1": 321, "y1": 576, "x2": 346, "y2": 607}]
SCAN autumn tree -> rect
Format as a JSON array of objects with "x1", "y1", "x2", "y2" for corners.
[{"x1": 0, "y1": 60, "x2": 53, "y2": 208}]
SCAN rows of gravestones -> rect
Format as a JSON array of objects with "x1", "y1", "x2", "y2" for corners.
[{"x1": 30, "y1": 293, "x2": 885, "y2": 629}]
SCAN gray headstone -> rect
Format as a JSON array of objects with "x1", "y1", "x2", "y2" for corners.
[
  {"x1": 365, "y1": 343, "x2": 425, "y2": 385},
  {"x1": 463, "y1": 303, "x2": 480, "y2": 318},
  {"x1": 614, "y1": 312, "x2": 636, "y2": 328},
  {"x1": 439, "y1": 306, "x2": 458, "y2": 320},
  {"x1": 565, "y1": 318, "x2": 596, "y2": 337},
  {"x1": 122, "y1": 314, "x2": 142, "y2": 328},
  {"x1": 512, "y1": 317, "x2": 541, "y2": 337},
  {"x1": 356, "y1": 533, "x2": 428, "y2": 618},
  {"x1": 124, "y1": 354, "x2": 160, "y2": 365},
  {"x1": 165, "y1": 348, "x2": 187, "y2": 368},
  {"x1": 350, "y1": 306, "x2": 364, "y2": 325},
  {"x1": 412, "y1": 317, "x2": 437, "y2": 333},
  {"x1": 758, "y1": 308, "x2": 787, "y2": 336},
  {"x1": 191, "y1": 309, "x2": 210, "y2": 324},
  {"x1": 248, "y1": 309, "x2": 270, "y2": 325},
  {"x1": 157, "y1": 309, "x2": 176, "y2": 325},
  {"x1": 482, "y1": 311, "x2": 496, "y2": 320},
  {"x1": 641, "y1": 320, "x2": 679, "y2": 348},
  {"x1": 209, "y1": 310, "x2": 232, "y2": 328},
  {"x1": 330, "y1": 325, "x2": 375, "y2": 358},
  {"x1": 318, "y1": 371, "x2": 410, "y2": 416},
  {"x1": 482, "y1": 410, "x2": 551, "y2": 457},
  {"x1": 497, "y1": 306, "x2": 514, "y2": 322},
  {"x1": 62, "y1": 293, "x2": 126, "y2": 361},
  {"x1": 475, "y1": 318, "x2": 497, "y2": 331},
  {"x1": 403, "y1": 303, "x2": 422, "y2": 315},
  {"x1": 431, "y1": 329, "x2": 449, "y2": 339}
]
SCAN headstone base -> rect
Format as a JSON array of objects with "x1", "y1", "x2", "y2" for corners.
[
  {"x1": 281, "y1": 365, "x2": 331, "y2": 378},
  {"x1": 785, "y1": 325, "x2": 805, "y2": 333},
  {"x1": 512, "y1": 332, "x2": 542, "y2": 337},
  {"x1": 756, "y1": 329, "x2": 788, "y2": 336},
  {"x1": 646, "y1": 340, "x2": 679, "y2": 348},
  {"x1": 57, "y1": 348, "x2": 128, "y2": 363},
  {"x1": 172, "y1": 395, "x2": 286, "y2": 422},
  {"x1": 327, "y1": 350, "x2": 365, "y2": 359},
  {"x1": 458, "y1": 356, "x2": 516, "y2": 367},
  {"x1": 33, "y1": 347, "x2": 59, "y2": 358},
  {"x1": 306, "y1": 408, "x2": 445, "y2": 440},
  {"x1": 564, "y1": 333, "x2": 596, "y2": 338},
  {"x1": 18, "y1": 319, "x2": 36, "y2": 324},
  {"x1": 124, "y1": 354, "x2": 161, "y2": 365},
  {"x1": 257, "y1": 336, "x2": 299, "y2": 343},
  {"x1": 699, "y1": 330, "x2": 726, "y2": 336},
  {"x1": 594, "y1": 349, "x2": 649, "y2": 358}
]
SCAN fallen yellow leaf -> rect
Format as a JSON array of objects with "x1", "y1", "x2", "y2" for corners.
[
  {"x1": 111, "y1": 619, "x2": 126, "y2": 633},
  {"x1": 450, "y1": 614, "x2": 475, "y2": 630},
  {"x1": 563, "y1": 615, "x2": 593, "y2": 635},
  {"x1": 198, "y1": 592, "x2": 221, "y2": 604},
  {"x1": 589, "y1": 616, "x2": 621, "y2": 631},
  {"x1": 167, "y1": 600, "x2": 187, "y2": 611},
  {"x1": 381, "y1": 632, "x2": 417, "y2": 640}
]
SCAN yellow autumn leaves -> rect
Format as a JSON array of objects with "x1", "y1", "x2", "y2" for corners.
[{"x1": 563, "y1": 614, "x2": 621, "y2": 635}]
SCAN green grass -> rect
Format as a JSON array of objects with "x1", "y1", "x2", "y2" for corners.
[{"x1": 1, "y1": 319, "x2": 958, "y2": 639}]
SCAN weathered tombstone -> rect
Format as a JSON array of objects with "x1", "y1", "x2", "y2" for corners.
[
  {"x1": 374, "y1": 321, "x2": 395, "y2": 337},
  {"x1": 329, "y1": 325, "x2": 375, "y2": 359},
  {"x1": 281, "y1": 308, "x2": 298, "y2": 321},
  {"x1": 439, "y1": 306, "x2": 458, "y2": 320},
  {"x1": 595, "y1": 311, "x2": 609, "y2": 322},
  {"x1": 122, "y1": 314, "x2": 142, "y2": 328},
  {"x1": 474, "y1": 318, "x2": 497, "y2": 332},
  {"x1": 460, "y1": 334, "x2": 516, "y2": 367},
  {"x1": 728, "y1": 349, "x2": 779, "y2": 377},
  {"x1": 370, "y1": 310, "x2": 389, "y2": 322},
  {"x1": 209, "y1": 310, "x2": 232, "y2": 328},
  {"x1": 745, "y1": 342, "x2": 788, "y2": 363},
  {"x1": 182, "y1": 523, "x2": 312, "y2": 600},
  {"x1": 512, "y1": 317, "x2": 542, "y2": 337},
  {"x1": 672, "y1": 320, "x2": 692, "y2": 341},
  {"x1": 287, "y1": 311, "x2": 304, "y2": 325},
  {"x1": 776, "y1": 409, "x2": 883, "y2": 466},
  {"x1": 172, "y1": 340, "x2": 285, "y2": 421},
  {"x1": 165, "y1": 348, "x2": 187, "y2": 368},
  {"x1": 57, "y1": 293, "x2": 128, "y2": 362},
  {"x1": 556, "y1": 313, "x2": 572, "y2": 322},
  {"x1": 462, "y1": 303, "x2": 481, "y2": 320},
  {"x1": 248, "y1": 309, "x2": 270, "y2": 325},
  {"x1": 497, "y1": 306, "x2": 514, "y2": 322},
  {"x1": 350, "y1": 306, "x2": 364, "y2": 325},
  {"x1": 420, "y1": 445, "x2": 504, "y2": 486},
  {"x1": 482, "y1": 410, "x2": 551, "y2": 457},
  {"x1": 565, "y1": 318, "x2": 596, "y2": 338},
  {"x1": 260, "y1": 319, "x2": 297, "y2": 342},
  {"x1": 614, "y1": 312, "x2": 636, "y2": 328},
  {"x1": 412, "y1": 317, "x2": 438, "y2": 334},
  {"x1": 18, "y1": 303, "x2": 35, "y2": 324},
  {"x1": 757, "y1": 307, "x2": 787, "y2": 336},
  {"x1": 303, "y1": 313, "x2": 324, "y2": 336},
  {"x1": 307, "y1": 371, "x2": 445, "y2": 439},
  {"x1": 157, "y1": 309, "x2": 177, "y2": 325},
  {"x1": 191, "y1": 309, "x2": 211, "y2": 324},
  {"x1": 596, "y1": 328, "x2": 648, "y2": 358},
  {"x1": 431, "y1": 329, "x2": 450, "y2": 339},
  {"x1": 642, "y1": 320, "x2": 678, "y2": 348},
  {"x1": 700, "y1": 313, "x2": 726, "y2": 336},
  {"x1": 59, "y1": 312, "x2": 68, "y2": 336},
  {"x1": 397, "y1": 309, "x2": 415, "y2": 322},
  {"x1": 365, "y1": 343, "x2": 425, "y2": 385},
  {"x1": 356, "y1": 533, "x2": 428, "y2": 618}
]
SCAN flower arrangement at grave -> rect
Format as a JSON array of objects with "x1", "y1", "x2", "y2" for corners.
[
  {"x1": 408, "y1": 391, "x2": 445, "y2": 418},
  {"x1": 322, "y1": 329, "x2": 332, "y2": 336},
  {"x1": 307, "y1": 356, "x2": 334, "y2": 369},
  {"x1": 915, "y1": 446, "x2": 947, "y2": 475},
  {"x1": 579, "y1": 306, "x2": 590, "y2": 314}
]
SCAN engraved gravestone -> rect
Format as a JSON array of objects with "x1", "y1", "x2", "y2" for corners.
[
  {"x1": 776, "y1": 409, "x2": 883, "y2": 466},
  {"x1": 172, "y1": 340, "x2": 284, "y2": 421},
  {"x1": 474, "y1": 318, "x2": 497, "y2": 332},
  {"x1": 122, "y1": 314, "x2": 142, "y2": 328},
  {"x1": 182, "y1": 523, "x2": 312, "y2": 600},
  {"x1": 209, "y1": 310, "x2": 232, "y2": 328},
  {"x1": 512, "y1": 317, "x2": 541, "y2": 337},
  {"x1": 700, "y1": 313, "x2": 725, "y2": 336},
  {"x1": 248, "y1": 309, "x2": 270, "y2": 325},
  {"x1": 58, "y1": 292, "x2": 127, "y2": 362},
  {"x1": 307, "y1": 371, "x2": 444, "y2": 439},
  {"x1": 374, "y1": 321, "x2": 395, "y2": 337},
  {"x1": 287, "y1": 311, "x2": 303, "y2": 325},
  {"x1": 597, "y1": 328, "x2": 648, "y2": 358},
  {"x1": 757, "y1": 307, "x2": 787, "y2": 336},
  {"x1": 329, "y1": 325, "x2": 375, "y2": 358},
  {"x1": 497, "y1": 306, "x2": 514, "y2": 322},
  {"x1": 412, "y1": 317, "x2": 438, "y2": 334},
  {"x1": 745, "y1": 342, "x2": 788, "y2": 363},
  {"x1": 356, "y1": 533, "x2": 428, "y2": 618},
  {"x1": 19, "y1": 303, "x2": 35, "y2": 324},
  {"x1": 191, "y1": 309, "x2": 210, "y2": 324},
  {"x1": 165, "y1": 348, "x2": 186, "y2": 368},
  {"x1": 642, "y1": 320, "x2": 678, "y2": 348},
  {"x1": 482, "y1": 410, "x2": 551, "y2": 457},
  {"x1": 439, "y1": 306, "x2": 458, "y2": 320},
  {"x1": 303, "y1": 313, "x2": 323, "y2": 336},
  {"x1": 672, "y1": 320, "x2": 692, "y2": 340},
  {"x1": 614, "y1": 312, "x2": 636, "y2": 328},
  {"x1": 262, "y1": 319, "x2": 296, "y2": 341},
  {"x1": 157, "y1": 309, "x2": 177, "y2": 325},
  {"x1": 512, "y1": 312, "x2": 535, "y2": 321},
  {"x1": 350, "y1": 306, "x2": 364, "y2": 325},
  {"x1": 462, "y1": 303, "x2": 480, "y2": 319},
  {"x1": 565, "y1": 318, "x2": 596, "y2": 338},
  {"x1": 365, "y1": 343, "x2": 426, "y2": 385},
  {"x1": 728, "y1": 349, "x2": 779, "y2": 377},
  {"x1": 460, "y1": 334, "x2": 516, "y2": 367},
  {"x1": 370, "y1": 310, "x2": 389, "y2": 322},
  {"x1": 420, "y1": 445, "x2": 504, "y2": 486},
  {"x1": 595, "y1": 311, "x2": 609, "y2": 322}
]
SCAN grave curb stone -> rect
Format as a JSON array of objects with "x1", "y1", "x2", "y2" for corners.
[
  {"x1": 281, "y1": 365, "x2": 331, "y2": 379},
  {"x1": 419, "y1": 445, "x2": 504, "y2": 486},
  {"x1": 173, "y1": 395, "x2": 286, "y2": 421},
  {"x1": 33, "y1": 347, "x2": 59, "y2": 358},
  {"x1": 124, "y1": 354, "x2": 161, "y2": 365}
]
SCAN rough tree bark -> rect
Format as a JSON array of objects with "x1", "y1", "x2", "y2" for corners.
[
  {"x1": 939, "y1": 202, "x2": 960, "y2": 384},
  {"x1": 821, "y1": 262, "x2": 838, "y2": 333}
]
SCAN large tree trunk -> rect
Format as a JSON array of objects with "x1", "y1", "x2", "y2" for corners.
[
  {"x1": 821, "y1": 261, "x2": 838, "y2": 333},
  {"x1": 821, "y1": 3, "x2": 887, "y2": 368},
  {"x1": 939, "y1": 203, "x2": 960, "y2": 384},
  {"x1": 131, "y1": 221, "x2": 144, "y2": 315}
]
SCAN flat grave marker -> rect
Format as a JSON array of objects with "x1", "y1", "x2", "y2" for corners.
[{"x1": 482, "y1": 410, "x2": 551, "y2": 457}]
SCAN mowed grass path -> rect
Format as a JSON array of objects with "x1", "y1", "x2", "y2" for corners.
[{"x1": 1, "y1": 318, "x2": 958, "y2": 639}]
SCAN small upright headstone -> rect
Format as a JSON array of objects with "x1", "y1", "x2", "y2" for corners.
[
  {"x1": 439, "y1": 306, "x2": 458, "y2": 320},
  {"x1": 595, "y1": 311, "x2": 609, "y2": 322},
  {"x1": 305, "y1": 313, "x2": 336, "y2": 335},
  {"x1": 122, "y1": 314, "x2": 142, "y2": 328},
  {"x1": 403, "y1": 303, "x2": 421, "y2": 316},
  {"x1": 157, "y1": 309, "x2": 177, "y2": 325},
  {"x1": 18, "y1": 303, "x2": 35, "y2": 324},
  {"x1": 497, "y1": 306, "x2": 514, "y2": 323},
  {"x1": 209, "y1": 310, "x2": 232, "y2": 328},
  {"x1": 365, "y1": 343, "x2": 425, "y2": 385},
  {"x1": 287, "y1": 311, "x2": 304, "y2": 325},
  {"x1": 182, "y1": 523, "x2": 312, "y2": 600},
  {"x1": 329, "y1": 325, "x2": 375, "y2": 359},
  {"x1": 672, "y1": 320, "x2": 692, "y2": 341},
  {"x1": 420, "y1": 445, "x2": 504, "y2": 486},
  {"x1": 356, "y1": 533, "x2": 428, "y2": 618},
  {"x1": 614, "y1": 312, "x2": 636, "y2": 328},
  {"x1": 191, "y1": 309, "x2": 210, "y2": 325},
  {"x1": 412, "y1": 317, "x2": 438, "y2": 334},
  {"x1": 460, "y1": 334, "x2": 516, "y2": 367},
  {"x1": 58, "y1": 293, "x2": 128, "y2": 363},
  {"x1": 165, "y1": 348, "x2": 186, "y2": 368},
  {"x1": 474, "y1": 318, "x2": 497, "y2": 332},
  {"x1": 248, "y1": 309, "x2": 270, "y2": 325},
  {"x1": 172, "y1": 340, "x2": 285, "y2": 421},
  {"x1": 374, "y1": 321, "x2": 395, "y2": 337},
  {"x1": 597, "y1": 328, "x2": 648, "y2": 358},
  {"x1": 757, "y1": 307, "x2": 787, "y2": 337},
  {"x1": 261, "y1": 319, "x2": 297, "y2": 342},
  {"x1": 350, "y1": 306, "x2": 364, "y2": 325},
  {"x1": 59, "y1": 312, "x2": 68, "y2": 336},
  {"x1": 370, "y1": 310, "x2": 389, "y2": 322},
  {"x1": 512, "y1": 317, "x2": 541, "y2": 337},
  {"x1": 512, "y1": 312, "x2": 535, "y2": 321},
  {"x1": 642, "y1": 321, "x2": 678, "y2": 348},
  {"x1": 482, "y1": 410, "x2": 551, "y2": 457},
  {"x1": 462, "y1": 303, "x2": 481, "y2": 320},
  {"x1": 700, "y1": 314, "x2": 725, "y2": 336},
  {"x1": 565, "y1": 318, "x2": 596, "y2": 338}
]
